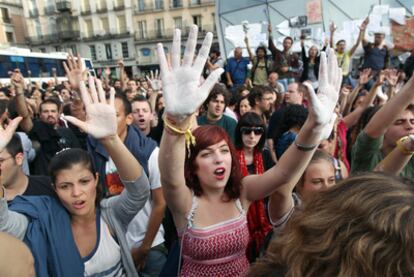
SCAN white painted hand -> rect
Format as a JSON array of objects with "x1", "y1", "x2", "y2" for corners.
[
  {"x1": 156, "y1": 25, "x2": 224, "y2": 120},
  {"x1": 63, "y1": 77, "x2": 117, "y2": 139},
  {"x1": 303, "y1": 47, "x2": 342, "y2": 140},
  {"x1": 146, "y1": 70, "x2": 162, "y2": 91}
]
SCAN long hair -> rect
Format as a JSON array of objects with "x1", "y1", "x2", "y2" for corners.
[
  {"x1": 184, "y1": 125, "x2": 242, "y2": 200},
  {"x1": 234, "y1": 112, "x2": 267, "y2": 150},
  {"x1": 248, "y1": 172, "x2": 414, "y2": 277}
]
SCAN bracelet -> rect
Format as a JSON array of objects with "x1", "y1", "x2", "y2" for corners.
[
  {"x1": 163, "y1": 116, "x2": 196, "y2": 157},
  {"x1": 294, "y1": 139, "x2": 318, "y2": 152},
  {"x1": 396, "y1": 136, "x2": 414, "y2": 155}
]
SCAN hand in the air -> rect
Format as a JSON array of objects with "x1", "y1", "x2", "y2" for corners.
[
  {"x1": 156, "y1": 25, "x2": 224, "y2": 121},
  {"x1": 63, "y1": 54, "x2": 86, "y2": 90},
  {"x1": 146, "y1": 70, "x2": 162, "y2": 91},
  {"x1": 0, "y1": 117, "x2": 22, "y2": 152},
  {"x1": 303, "y1": 47, "x2": 342, "y2": 140},
  {"x1": 63, "y1": 77, "x2": 117, "y2": 140}
]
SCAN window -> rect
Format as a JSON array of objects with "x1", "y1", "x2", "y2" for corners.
[
  {"x1": 5, "y1": 32, "x2": 14, "y2": 43},
  {"x1": 85, "y1": 19, "x2": 93, "y2": 37},
  {"x1": 1, "y1": 8, "x2": 10, "y2": 23},
  {"x1": 101, "y1": 17, "x2": 109, "y2": 34},
  {"x1": 190, "y1": 0, "x2": 201, "y2": 5},
  {"x1": 171, "y1": 0, "x2": 182, "y2": 8},
  {"x1": 155, "y1": 0, "x2": 164, "y2": 9},
  {"x1": 81, "y1": 0, "x2": 90, "y2": 12},
  {"x1": 138, "y1": 0, "x2": 145, "y2": 11},
  {"x1": 40, "y1": 48, "x2": 46, "y2": 53},
  {"x1": 34, "y1": 19, "x2": 42, "y2": 37},
  {"x1": 105, "y1": 43, "x2": 112, "y2": 60},
  {"x1": 117, "y1": 15, "x2": 126, "y2": 33},
  {"x1": 121, "y1": 42, "x2": 129, "y2": 58},
  {"x1": 192, "y1": 15, "x2": 202, "y2": 27},
  {"x1": 70, "y1": 45, "x2": 78, "y2": 55},
  {"x1": 137, "y1": 20, "x2": 147, "y2": 39},
  {"x1": 97, "y1": 0, "x2": 107, "y2": 10},
  {"x1": 89, "y1": 45, "x2": 97, "y2": 60},
  {"x1": 140, "y1": 48, "x2": 151, "y2": 57},
  {"x1": 173, "y1": 17, "x2": 182, "y2": 29},
  {"x1": 155, "y1": 18, "x2": 164, "y2": 38},
  {"x1": 55, "y1": 45, "x2": 61, "y2": 52}
]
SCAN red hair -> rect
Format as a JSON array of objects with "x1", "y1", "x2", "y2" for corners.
[{"x1": 184, "y1": 125, "x2": 242, "y2": 200}]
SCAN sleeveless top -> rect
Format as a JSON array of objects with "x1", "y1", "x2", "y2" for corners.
[
  {"x1": 84, "y1": 215, "x2": 125, "y2": 277},
  {"x1": 178, "y1": 195, "x2": 250, "y2": 276}
]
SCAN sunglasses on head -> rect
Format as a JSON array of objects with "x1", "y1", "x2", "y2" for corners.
[{"x1": 240, "y1": 126, "x2": 264, "y2": 135}]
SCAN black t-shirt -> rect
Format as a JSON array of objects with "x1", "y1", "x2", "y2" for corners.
[
  {"x1": 29, "y1": 120, "x2": 80, "y2": 175},
  {"x1": 246, "y1": 149, "x2": 276, "y2": 175},
  {"x1": 24, "y1": 175, "x2": 57, "y2": 199}
]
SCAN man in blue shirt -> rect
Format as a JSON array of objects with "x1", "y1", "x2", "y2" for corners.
[{"x1": 225, "y1": 47, "x2": 250, "y2": 92}]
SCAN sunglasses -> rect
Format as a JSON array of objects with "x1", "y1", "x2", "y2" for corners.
[{"x1": 240, "y1": 127, "x2": 264, "y2": 135}]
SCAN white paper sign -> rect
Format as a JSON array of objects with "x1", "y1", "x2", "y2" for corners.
[
  {"x1": 372, "y1": 5, "x2": 389, "y2": 15},
  {"x1": 389, "y1": 7, "x2": 406, "y2": 25}
]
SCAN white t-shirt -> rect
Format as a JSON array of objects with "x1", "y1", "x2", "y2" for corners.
[{"x1": 125, "y1": 147, "x2": 165, "y2": 249}]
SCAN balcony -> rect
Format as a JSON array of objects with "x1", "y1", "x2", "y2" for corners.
[
  {"x1": 59, "y1": 30, "x2": 81, "y2": 40},
  {"x1": 188, "y1": 0, "x2": 214, "y2": 7},
  {"x1": 2, "y1": 16, "x2": 11, "y2": 24},
  {"x1": 135, "y1": 25, "x2": 215, "y2": 42},
  {"x1": 26, "y1": 31, "x2": 81, "y2": 45},
  {"x1": 56, "y1": 0, "x2": 71, "y2": 11},
  {"x1": 135, "y1": 2, "x2": 163, "y2": 13},
  {"x1": 96, "y1": 6, "x2": 108, "y2": 13},
  {"x1": 113, "y1": 3, "x2": 125, "y2": 11},
  {"x1": 29, "y1": 8, "x2": 39, "y2": 17},
  {"x1": 44, "y1": 5, "x2": 56, "y2": 15},
  {"x1": 80, "y1": 8, "x2": 91, "y2": 15}
]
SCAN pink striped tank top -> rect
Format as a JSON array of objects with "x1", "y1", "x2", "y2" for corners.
[{"x1": 178, "y1": 195, "x2": 250, "y2": 276}]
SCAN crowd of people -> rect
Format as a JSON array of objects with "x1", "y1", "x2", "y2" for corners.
[{"x1": 0, "y1": 18, "x2": 414, "y2": 276}]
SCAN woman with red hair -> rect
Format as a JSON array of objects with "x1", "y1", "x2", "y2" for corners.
[{"x1": 157, "y1": 26, "x2": 342, "y2": 276}]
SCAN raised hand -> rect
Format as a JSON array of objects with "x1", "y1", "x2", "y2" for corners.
[
  {"x1": 104, "y1": 66, "x2": 111, "y2": 78},
  {"x1": 303, "y1": 47, "x2": 342, "y2": 140},
  {"x1": 0, "y1": 117, "x2": 22, "y2": 152},
  {"x1": 146, "y1": 70, "x2": 162, "y2": 91},
  {"x1": 358, "y1": 68, "x2": 372, "y2": 85},
  {"x1": 384, "y1": 68, "x2": 400, "y2": 87},
  {"x1": 63, "y1": 54, "x2": 85, "y2": 90},
  {"x1": 156, "y1": 25, "x2": 223, "y2": 121},
  {"x1": 360, "y1": 17, "x2": 369, "y2": 31},
  {"x1": 375, "y1": 70, "x2": 386, "y2": 86},
  {"x1": 63, "y1": 77, "x2": 117, "y2": 140},
  {"x1": 329, "y1": 22, "x2": 337, "y2": 34},
  {"x1": 11, "y1": 69, "x2": 25, "y2": 92}
]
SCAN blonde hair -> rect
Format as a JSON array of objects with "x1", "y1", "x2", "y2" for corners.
[{"x1": 249, "y1": 173, "x2": 414, "y2": 277}]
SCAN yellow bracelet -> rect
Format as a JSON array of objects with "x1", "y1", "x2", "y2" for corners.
[
  {"x1": 163, "y1": 116, "x2": 196, "y2": 156},
  {"x1": 396, "y1": 136, "x2": 414, "y2": 155}
]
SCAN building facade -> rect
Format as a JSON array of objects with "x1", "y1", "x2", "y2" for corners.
[
  {"x1": 0, "y1": 0, "x2": 26, "y2": 47},
  {"x1": 22, "y1": 0, "x2": 216, "y2": 78}
]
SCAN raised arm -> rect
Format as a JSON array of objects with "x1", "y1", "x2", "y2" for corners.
[
  {"x1": 244, "y1": 36, "x2": 254, "y2": 61},
  {"x1": 63, "y1": 78, "x2": 144, "y2": 182},
  {"x1": 364, "y1": 74, "x2": 414, "y2": 138},
  {"x1": 349, "y1": 17, "x2": 369, "y2": 56},
  {"x1": 118, "y1": 59, "x2": 127, "y2": 91},
  {"x1": 146, "y1": 70, "x2": 162, "y2": 112},
  {"x1": 242, "y1": 48, "x2": 342, "y2": 212},
  {"x1": 0, "y1": 116, "x2": 29, "y2": 239},
  {"x1": 156, "y1": 26, "x2": 224, "y2": 229},
  {"x1": 329, "y1": 22, "x2": 336, "y2": 48},
  {"x1": 343, "y1": 72, "x2": 383, "y2": 128},
  {"x1": 267, "y1": 23, "x2": 279, "y2": 57},
  {"x1": 11, "y1": 70, "x2": 33, "y2": 132},
  {"x1": 374, "y1": 135, "x2": 414, "y2": 175}
]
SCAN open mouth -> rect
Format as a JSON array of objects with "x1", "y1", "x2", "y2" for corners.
[
  {"x1": 72, "y1": 200, "x2": 86, "y2": 209},
  {"x1": 214, "y1": 167, "x2": 226, "y2": 180}
]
